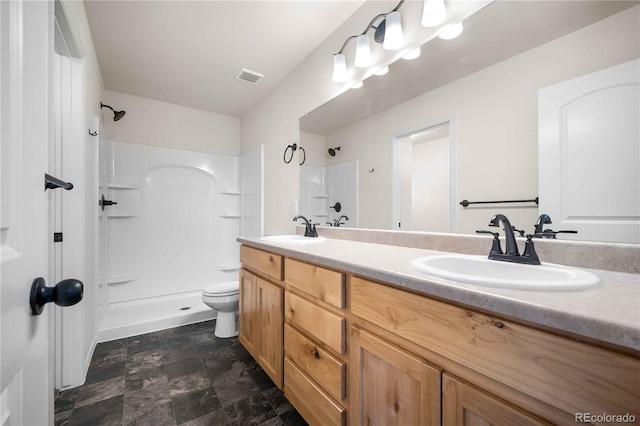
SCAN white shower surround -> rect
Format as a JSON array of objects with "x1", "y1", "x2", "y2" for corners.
[{"x1": 98, "y1": 141, "x2": 243, "y2": 341}]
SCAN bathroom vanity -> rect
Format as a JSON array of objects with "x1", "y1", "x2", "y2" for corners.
[{"x1": 237, "y1": 235, "x2": 639, "y2": 426}]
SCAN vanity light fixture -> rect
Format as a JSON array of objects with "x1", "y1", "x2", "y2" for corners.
[
  {"x1": 402, "y1": 47, "x2": 421, "y2": 60},
  {"x1": 438, "y1": 22, "x2": 464, "y2": 40},
  {"x1": 422, "y1": 0, "x2": 447, "y2": 27},
  {"x1": 331, "y1": 0, "x2": 405, "y2": 82},
  {"x1": 374, "y1": 66, "x2": 389, "y2": 76}
]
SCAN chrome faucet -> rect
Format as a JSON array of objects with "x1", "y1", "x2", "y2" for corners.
[
  {"x1": 333, "y1": 215, "x2": 349, "y2": 227},
  {"x1": 293, "y1": 215, "x2": 317, "y2": 237}
]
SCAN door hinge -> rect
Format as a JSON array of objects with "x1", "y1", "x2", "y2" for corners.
[{"x1": 53, "y1": 232, "x2": 63, "y2": 243}]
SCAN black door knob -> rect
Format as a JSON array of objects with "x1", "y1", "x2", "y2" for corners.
[{"x1": 30, "y1": 277, "x2": 84, "y2": 315}]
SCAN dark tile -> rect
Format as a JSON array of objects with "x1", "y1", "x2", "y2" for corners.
[
  {"x1": 85, "y1": 360, "x2": 126, "y2": 386},
  {"x1": 181, "y1": 320, "x2": 215, "y2": 335},
  {"x1": 165, "y1": 355, "x2": 205, "y2": 381},
  {"x1": 75, "y1": 376, "x2": 125, "y2": 408},
  {"x1": 222, "y1": 393, "x2": 278, "y2": 426},
  {"x1": 127, "y1": 347, "x2": 164, "y2": 374},
  {"x1": 125, "y1": 364, "x2": 168, "y2": 392},
  {"x1": 123, "y1": 381, "x2": 172, "y2": 424},
  {"x1": 213, "y1": 359, "x2": 261, "y2": 407},
  {"x1": 279, "y1": 409, "x2": 308, "y2": 426},
  {"x1": 90, "y1": 347, "x2": 127, "y2": 368},
  {"x1": 172, "y1": 387, "x2": 221, "y2": 425},
  {"x1": 127, "y1": 338, "x2": 162, "y2": 357},
  {"x1": 179, "y1": 409, "x2": 229, "y2": 426},
  {"x1": 127, "y1": 332, "x2": 160, "y2": 347},
  {"x1": 163, "y1": 345, "x2": 199, "y2": 364},
  {"x1": 246, "y1": 361, "x2": 276, "y2": 392},
  {"x1": 124, "y1": 401, "x2": 176, "y2": 426},
  {"x1": 70, "y1": 394, "x2": 124, "y2": 426},
  {"x1": 158, "y1": 326, "x2": 189, "y2": 341},
  {"x1": 94, "y1": 338, "x2": 127, "y2": 354},
  {"x1": 161, "y1": 334, "x2": 193, "y2": 351},
  {"x1": 191, "y1": 334, "x2": 236, "y2": 354},
  {"x1": 262, "y1": 388, "x2": 293, "y2": 416},
  {"x1": 259, "y1": 417, "x2": 284, "y2": 426},
  {"x1": 54, "y1": 388, "x2": 78, "y2": 414},
  {"x1": 54, "y1": 409, "x2": 72, "y2": 426},
  {"x1": 169, "y1": 371, "x2": 212, "y2": 397}
]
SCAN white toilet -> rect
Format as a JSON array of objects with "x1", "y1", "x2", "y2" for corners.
[{"x1": 201, "y1": 281, "x2": 240, "y2": 338}]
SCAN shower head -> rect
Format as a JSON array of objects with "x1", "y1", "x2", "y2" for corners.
[
  {"x1": 328, "y1": 147, "x2": 341, "y2": 156},
  {"x1": 100, "y1": 102, "x2": 126, "y2": 121}
]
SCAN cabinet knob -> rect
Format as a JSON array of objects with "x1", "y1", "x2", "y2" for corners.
[{"x1": 311, "y1": 347, "x2": 319, "y2": 359}]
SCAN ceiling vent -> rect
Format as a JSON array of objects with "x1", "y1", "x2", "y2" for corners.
[{"x1": 236, "y1": 68, "x2": 264, "y2": 85}]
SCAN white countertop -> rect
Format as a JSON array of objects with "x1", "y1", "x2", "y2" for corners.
[{"x1": 238, "y1": 236, "x2": 640, "y2": 352}]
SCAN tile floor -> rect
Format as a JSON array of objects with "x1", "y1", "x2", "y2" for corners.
[{"x1": 55, "y1": 320, "x2": 308, "y2": 426}]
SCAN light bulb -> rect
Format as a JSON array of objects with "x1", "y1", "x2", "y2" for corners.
[
  {"x1": 332, "y1": 53, "x2": 348, "y2": 82},
  {"x1": 438, "y1": 22, "x2": 463, "y2": 40},
  {"x1": 402, "y1": 47, "x2": 421, "y2": 60},
  {"x1": 374, "y1": 66, "x2": 389, "y2": 76},
  {"x1": 354, "y1": 34, "x2": 372, "y2": 68},
  {"x1": 422, "y1": 0, "x2": 447, "y2": 27},
  {"x1": 383, "y1": 11, "x2": 404, "y2": 50}
]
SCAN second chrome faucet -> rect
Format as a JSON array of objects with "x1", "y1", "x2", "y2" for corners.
[
  {"x1": 293, "y1": 215, "x2": 318, "y2": 237},
  {"x1": 477, "y1": 214, "x2": 541, "y2": 265}
]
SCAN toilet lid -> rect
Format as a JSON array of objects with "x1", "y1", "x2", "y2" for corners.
[{"x1": 203, "y1": 281, "x2": 239, "y2": 296}]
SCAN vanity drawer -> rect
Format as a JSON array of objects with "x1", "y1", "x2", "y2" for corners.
[
  {"x1": 240, "y1": 245, "x2": 283, "y2": 281},
  {"x1": 350, "y1": 276, "x2": 640, "y2": 420},
  {"x1": 285, "y1": 292, "x2": 345, "y2": 354},
  {"x1": 284, "y1": 324, "x2": 345, "y2": 402},
  {"x1": 284, "y1": 258, "x2": 345, "y2": 309},
  {"x1": 284, "y1": 357, "x2": 346, "y2": 426}
]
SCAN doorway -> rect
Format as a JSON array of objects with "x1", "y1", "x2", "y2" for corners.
[{"x1": 390, "y1": 118, "x2": 456, "y2": 232}]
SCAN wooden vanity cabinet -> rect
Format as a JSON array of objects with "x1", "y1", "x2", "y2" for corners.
[
  {"x1": 239, "y1": 246, "x2": 284, "y2": 388},
  {"x1": 283, "y1": 258, "x2": 348, "y2": 426},
  {"x1": 349, "y1": 327, "x2": 441, "y2": 426}
]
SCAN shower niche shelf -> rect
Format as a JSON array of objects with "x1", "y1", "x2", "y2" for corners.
[
  {"x1": 218, "y1": 264, "x2": 241, "y2": 272},
  {"x1": 312, "y1": 194, "x2": 329, "y2": 198},
  {"x1": 107, "y1": 275, "x2": 139, "y2": 285},
  {"x1": 106, "y1": 211, "x2": 139, "y2": 218},
  {"x1": 219, "y1": 213, "x2": 241, "y2": 218},
  {"x1": 107, "y1": 183, "x2": 140, "y2": 190},
  {"x1": 219, "y1": 189, "x2": 241, "y2": 195}
]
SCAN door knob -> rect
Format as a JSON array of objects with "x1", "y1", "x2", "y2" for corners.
[
  {"x1": 30, "y1": 277, "x2": 84, "y2": 315},
  {"x1": 99, "y1": 195, "x2": 118, "y2": 211}
]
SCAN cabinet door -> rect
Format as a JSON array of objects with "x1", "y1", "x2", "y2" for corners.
[
  {"x1": 350, "y1": 327, "x2": 441, "y2": 426},
  {"x1": 239, "y1": 269, "x2": 259, "y2": 357},
  {"x1": 442, "y1": 374, "x2": 551, "y2": 426},
  {"x1": 258, "y1": 277, "x2": 284, "y2": 388}
]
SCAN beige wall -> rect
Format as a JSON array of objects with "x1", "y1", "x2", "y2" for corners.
[
  {"x1": 251, "y1": 5, "x2": 639, "y2": 234},
  {"x1": 103, "y1": 90, "x2": 241, "y2": 155}
]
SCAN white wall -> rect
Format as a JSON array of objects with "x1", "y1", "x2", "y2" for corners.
[
  {"x1": 243, "y1": 5, "x2": 639, "y2": 234},
  {"x1": 103, "y1": 90, "x2": 241, "y2": 155}
]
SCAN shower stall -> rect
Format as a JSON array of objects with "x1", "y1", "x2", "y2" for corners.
[{"x1": 97, "y1": 140, "x2": 262, "y2": 341}]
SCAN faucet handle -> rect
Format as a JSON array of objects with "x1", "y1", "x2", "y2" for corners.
[
  {"x1": 511, "y1": 226, "x2": 525, "y2": 238},
  {"x1": 522, "y1": 234, "x2": 541, "y2": 265},
  {"x1": 476, "y1": 230, "x2": 503, "y2": 255}
]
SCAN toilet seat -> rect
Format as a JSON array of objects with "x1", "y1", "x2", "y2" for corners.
[{"x1": 203, "y1": 281, "x2": 239, "y2": 297}]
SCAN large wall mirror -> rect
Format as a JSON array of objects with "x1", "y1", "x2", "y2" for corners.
[{"x1": 299, "y1": 1, "x2": 639, "y2": 244}]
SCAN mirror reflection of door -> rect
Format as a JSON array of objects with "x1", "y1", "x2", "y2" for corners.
[{"x1": 396, "y1": 123, "x2": 452, "y2": 232}]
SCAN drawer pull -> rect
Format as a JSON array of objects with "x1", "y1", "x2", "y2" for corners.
[
  {"x1": 494, "y1": 321, "x2": 504, "y2": 328},
  {"x1": 311, "y1": 347, "x2": 320, "y2": 359}
]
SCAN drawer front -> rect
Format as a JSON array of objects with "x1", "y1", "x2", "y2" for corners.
[
  {"x1": 284, "y1": 358, "x2": 346, "y2": 426},
  {"x1": 284, "y1": 324, "x2": 345, "y2": 401},
  {"x1": 285, "y1": 292, "x2": 345, "y2": 354},
  {"x1": 285, "y1": 258, "x2": 345, "y2": 309},
  {"x1": 240, "y1": 245, "x2": 283, "y2": 281},
  {"x1": 351, "y1": 276, "x2": 640, "y2": 419}
]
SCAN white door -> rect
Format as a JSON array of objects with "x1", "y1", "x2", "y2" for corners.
[
  {"x1": 539, "y1": 59, "x2": 640, "y2": 243},
  {"x1": 1, "y1": 1, "x2": 54, "y2": 425}
]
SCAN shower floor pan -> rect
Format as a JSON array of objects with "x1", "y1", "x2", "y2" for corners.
[{"x1": 96, "y1": 291, "x2": 216, "y2": 342}]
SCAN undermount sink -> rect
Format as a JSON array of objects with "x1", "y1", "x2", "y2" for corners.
[
  {"x1": 410, "y1": 254, "x2": 600, "y2": 291},
  {"x1": 260, "y1": 235, "x2": 326, "y2": 244}
]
